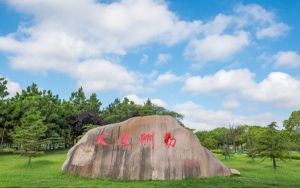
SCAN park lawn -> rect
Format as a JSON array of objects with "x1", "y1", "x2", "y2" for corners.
[{"x1": 0, "y1": 150, "x2": 300, "y2": 187}]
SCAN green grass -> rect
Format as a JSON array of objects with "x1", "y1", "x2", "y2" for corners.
[{"x1": 1, "y1": 150, "x2": 300, "y2": 187}]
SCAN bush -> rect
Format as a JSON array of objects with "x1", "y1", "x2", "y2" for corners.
[
  {"x1": 211, "y1": 149, "x2": 234, "y2": 155},
  {"x1": 283, "y1": 152, "x2": 300, "y2": 160},
  {"x1": 0, "y1": 148, "x2": 16, "y2": 155},
  {"x1": 212, "y1": 149, "x2": 223, "y2": 154}
]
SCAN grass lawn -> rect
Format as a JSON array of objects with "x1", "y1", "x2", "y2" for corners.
[{"x1": 1, "y1": 150, "x2": 300, "y2": 187}]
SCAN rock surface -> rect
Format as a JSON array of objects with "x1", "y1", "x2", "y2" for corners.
[{"x1": 62, "y1": 115, "x2": 233, "y2": 180}]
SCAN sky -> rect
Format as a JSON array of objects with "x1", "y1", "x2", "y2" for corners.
[{"x1": 1, "y1": 0, "x2": 300, "y2": 130}]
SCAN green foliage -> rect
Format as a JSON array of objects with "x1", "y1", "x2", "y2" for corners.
[
  {"x1": 1, "y1": 78, "x2": 184, "y2": 152},
  {"x1": 253, "y1": 122, "x2": 289, "y2": 169},
  {"x1": 195, "y1": 131, "x2": 217, "y2": 149},
  {"x1": 0, "y1": 77, "x2": 10, "y2": 149},
  {"x1": 70, "y1": 87, "x2": 87, "y2": 111},
  {"x1": 12, "y1": 107, "x2": 48, "y2": 164},
  {"x1": 102, "y1": 97, "x2": 182, "y2": 124},
  {"x1": 86, "y1": 93, "x2": 102, "y2": 113},
  {"x1": 0, "y1": 77, "x2": 9, "y2": 99},
  {"x1": 284, "y1": 110, "x2": 300, "y2": 131},
  {"x1": 283, "y1": 151, "x2": 300, "y2": 160}
]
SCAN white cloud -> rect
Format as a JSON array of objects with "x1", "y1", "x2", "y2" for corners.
[
  {"x1": 125, "y1": 94, "x2": 167, "y2": 108},
  {"x1": 234, "y1": 4, "x2": 289, "y2": 39},
  {"x1": 75, "y1": 59, "x2": 142, "y2": 93},
  {"x1": 3, "y1": 0, "x2": 201, "y2": 55},
  {"x1": 201, "y1": 14, "x2": 234, "y2": 35},
  {"x1": 184, "y1": 3, "x2": 289, "y2": 66},
  {"x1": 0, "y1": 0, "x2": 201, "y2": 92},
  {"x1": 256, "y1": 22, "x2": 289, "y2": 39},
  {"x1": 274, "y1": 51, "x2": 300, "y2": 68},
  {"x1": 243, "y1": 72, "x2": 300, "y2": 108},
  {"x1": 234, "y1": 4, "x2": 275, "y2": 24},
  {"x1": 183, "y1": 69, "x2": 255, "y2": 94},
  {"x1": 221, "y1": 98, "x2": 240, "y2": 110},
  {"x1": 175, "y1": 101, "x2": 276, "y2": 130},
  {"x1": 0, "y1": 37, "x2": 21, "y2": 52},
  {"x1": 183, "y1": 69, "x2": 300, "y2": 108},
  {"x1": 155, "y1": 53, "x2": 172, "y2": 66},
  {"x1": 184, "y1": 31, "x2": 250, "y2": 64},
  {"x1": 6, "y1": 79, "x2": 21, "y2": 97},
  {"x1": 152, "y1": 71, "x2": 183, "y2": 88}
]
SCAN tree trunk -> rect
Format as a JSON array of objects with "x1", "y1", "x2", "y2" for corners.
[
  {"x1": 28, "y1": 156, "x2": 32, "y2": 164},
  {"x1": 234, "y1": 142, "x2": 237, "y2": 153},
  {"x1": 64, "y1": 136, "x2": 67, "y2": 149},
  {"x1": 272, "y1": 156, "x2": 276, "y2": 170},
  {"x1": 0, "y1": 127, "x2": 5, "y2": 149}
]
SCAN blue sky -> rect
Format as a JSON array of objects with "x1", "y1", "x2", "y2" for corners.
[{"x1": 1, "y1": 0, "x2": 300, "y2": 130}]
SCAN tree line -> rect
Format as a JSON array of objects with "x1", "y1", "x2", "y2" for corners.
[
  {"x1": 196, "y1": 119, "x2": 300, "y2": 169},
  {"x1": 0, "y1": 77, "x2": 182, "y2": 163},
  {"x1": 2, "y1": 76, "x2": 300, "y2": 168}
]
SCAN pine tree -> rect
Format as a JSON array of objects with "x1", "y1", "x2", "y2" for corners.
[
  {"x1": 254, "y1": 122, "x2": 288, "y2": 169},
  {"x1": 70, "y1": 87, "x2": 87, "y2": 111},
  {"x1": 0, "y1": 77, "x2": 9, "y2": 148},
  {"x1": 12, "y1": 108, "x2": 47, "y2": 164},
  {"x1": 86, "y1": 93, "x2": 102, "y2": 113}
]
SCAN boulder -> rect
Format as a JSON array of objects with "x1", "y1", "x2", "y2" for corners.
[{"x1": 62, "y1": 115, "x2": 234, "y2": 180}]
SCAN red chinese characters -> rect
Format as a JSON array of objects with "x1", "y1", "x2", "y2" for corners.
[
  {"x1": 140, "y1": 132, "x2": 154, "y2": 150},
  {"x1": 95, "y1": 131, "x2": 176, "y2": 149},
  {"x1": 164, "y1": 132, "x2": 176, "y2": 148},
  {"x1": 95, "y1": 133, "x2": 108, "y2": 146},
  {"x1": 117, "y1": 133, "x2": 131, "y2": 147}
]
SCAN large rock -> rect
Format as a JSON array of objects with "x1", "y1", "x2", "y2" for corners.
[{"x1": 62, "y1": 115, "x2": 233, "y2": 180}]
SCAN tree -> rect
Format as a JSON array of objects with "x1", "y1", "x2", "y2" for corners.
[
  {"x1": 284, "y1": 110, "x2": 300, "y2": 131},
  {"x1": 0, "y1": 77, "x2": 9, "y2": 99},
  {"x1": 195, "y1": 131, "x2": 217, "y2": 150},
  {"x1": 12, "y1": 108, "x2": 47, "y2": 164},
  {"x1": 70, "y1": 87, "x2": 87, "y2": 111},
  {"x1": 0, "y1": 77, "x2": 9, "y2": 148},
  {"x1": 242, "y1": 125, "x2": 263, "y2": 161},
  {"x1": 86, "y1": 93, "x2": 102, "y2": 113},
  {"x1": 284, "y1": 111, "x2": 300, "y2": 151},
  {"x1": 10, "y1": 84, "x2": 65, "y2": 150},
  {"x1": 254, "y1": 122, "x2": 288, "y2": 169},
  {"x1": 68, "y1": 110, "x2": 103, "y2": 144}
]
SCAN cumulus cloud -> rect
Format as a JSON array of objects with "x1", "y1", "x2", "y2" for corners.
[
  {"x1": 6, "y1": 79, "x2": 21, "y2": 97},
  {"x1": 183, "y1": 69, "x2": 300, "y2": 108},
  {"x1": 256, "y1": 22, "x2": 289, "y2": 39},
  {"x1": 234, "y1": 4, "x2": 275, "y2": 25},
  {"x1": 151, "y1": 71, "x2": 183, "y2": 88},
  {"x1": 75, "y1": 59, "x2": 142, "y2": 93},
  {"x1": 201, "y1": 14, "x2": 234, "y2": 35},
  {"x1": 274, "y1": 51, "x2": 300, "y2": 68},
  {"x1": 183, "y1": 69, "x2": 255, "y2": 94},
  {"x1": 175, "y1": 101, "x2": 276, "y2": 130},
  {"x1": 221, "y1": 98, "x2": 240, "y2": 110},
  {"x1": 184, "y1": 3, "x2": 289, "y2": 66},
  {"x1": 185, "y1": 31, "x2": 249, "y2": 64},
  {"x1": 155, "y1": 53, "x2": 172, "y2": 66},
  {"x1": 243, "y1": 72, "x2": 300, "y2": 108},
  {"x1": 0, "y1": 0, "x2": 201, "y2": 92},
  {"x1": 234, "y1": 4, "x2": 289, "y2": 39},
  {"x1": 125, "y1": 94, "x2": 167, "y2": 108}
]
